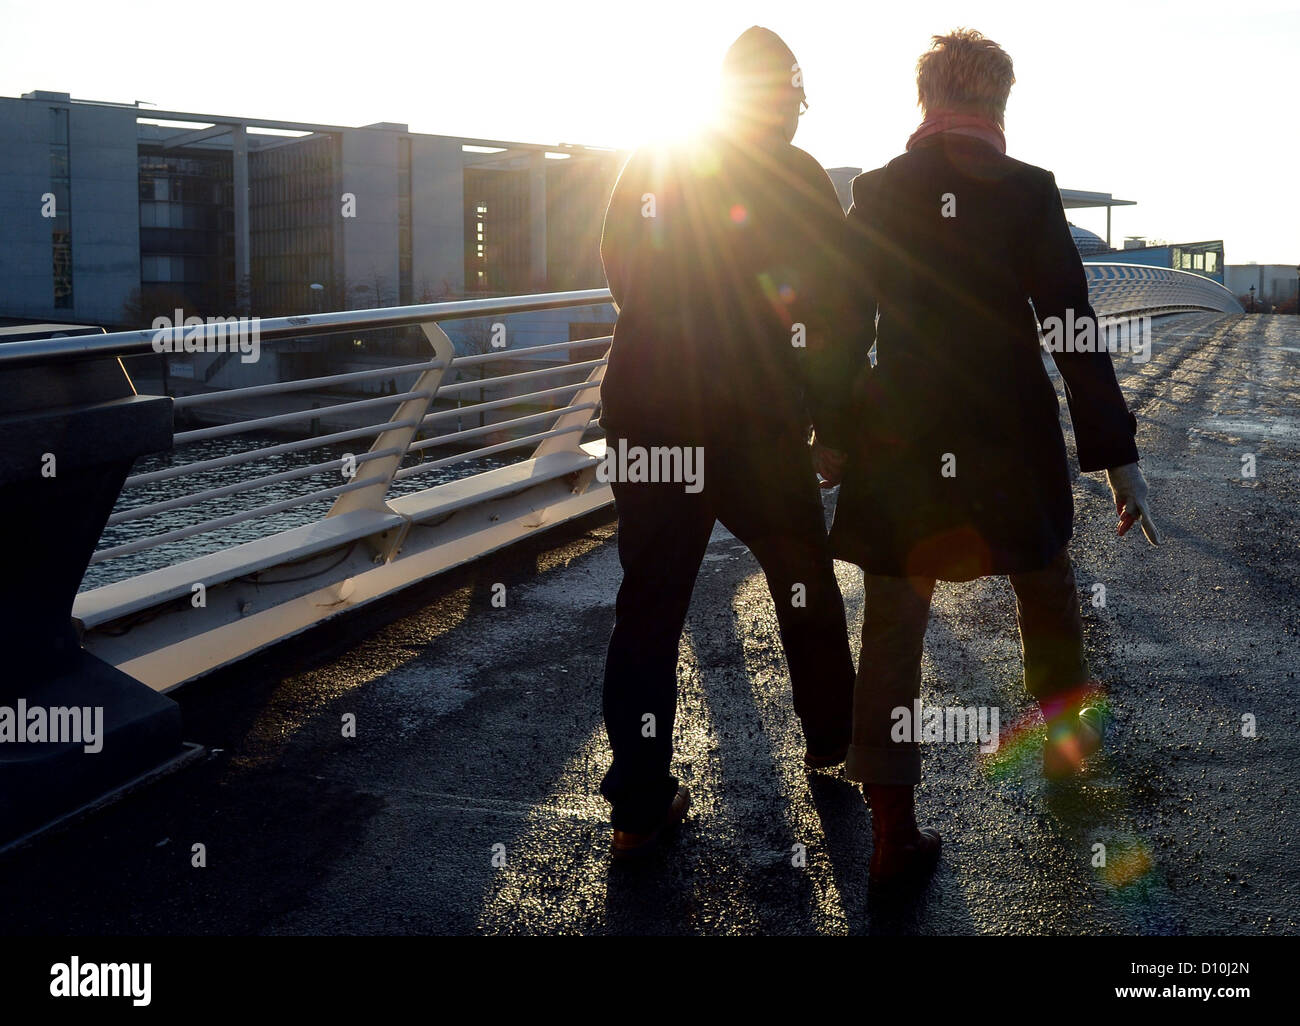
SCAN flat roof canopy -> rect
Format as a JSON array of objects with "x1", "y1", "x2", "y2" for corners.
[{"x1": 1060, "y1": 188, "x2": 1137, "y2": 209}]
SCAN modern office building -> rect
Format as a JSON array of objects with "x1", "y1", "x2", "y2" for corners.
[
  {"x1": 1225, "y1": 264, "x2": 1299, "y2": 309},
  {"x1": 1095, "y1": 238, "x2": 1227, "y2": 284},
  {"x1": 1, "y1": 90, "x2": 1163, "y2": 337},
  {"x1": 1058, "y1": 189, "x2": 1136, "y2": 250},
  {"x1": 0, "y1": 90, "x2": 623, "y2": 332}
]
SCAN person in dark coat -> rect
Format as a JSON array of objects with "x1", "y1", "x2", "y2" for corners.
[
  {"x1": 822, "y1": 28, "x2": 1162, "y2": 888},
  {"x1": 597, "y1": 26, "x2": 863, "y2": 859}
]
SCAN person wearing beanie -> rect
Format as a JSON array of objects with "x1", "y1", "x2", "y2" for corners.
[{"x1": 597, "y1": 26, "x2": 864, "y2": 859}]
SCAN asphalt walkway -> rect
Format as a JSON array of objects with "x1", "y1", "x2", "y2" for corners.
[{"x1": 4, "y1": 313, "x2": 1296, "y2": 935}]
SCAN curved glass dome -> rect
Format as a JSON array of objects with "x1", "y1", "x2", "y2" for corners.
[{"x1": 1069, "y1": 223, "x2": 1109, "y2": 257}]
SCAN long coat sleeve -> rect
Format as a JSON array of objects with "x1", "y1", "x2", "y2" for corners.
[
  {"x1": 1017, "y1": 171, "x2": 1139, "y2": 472},
  {"x1": 828, "y1": 135, "x2": 1140, "y2": 580}
]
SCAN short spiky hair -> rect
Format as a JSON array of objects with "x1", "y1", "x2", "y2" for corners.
[{"x1": 916, "y1": 29, "x2": 1015, "y2": 127}]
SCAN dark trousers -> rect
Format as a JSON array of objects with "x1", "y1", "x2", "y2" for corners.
[
  {"x1": 845, "y1": 546, "x2": 1090, "y2": 785},
  {"x1": 600, "y1": 435, "x2": 855, "y2": 832}
]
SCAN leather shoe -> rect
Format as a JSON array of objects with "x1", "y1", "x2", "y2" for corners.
[
  {"x1": 867, "y1": 783, "x2": 941, "y2": 890},
  {"x1": 610, "y1": 786, "x2": 690, "y2": 861}
]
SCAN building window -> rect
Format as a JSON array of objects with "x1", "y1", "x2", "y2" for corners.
[
  {"x1": 246, "y1": 132, "x2": 338, "y2": 313},
  {"x1": 138, "y1": 145, "x2": 235, "y2": 311}
]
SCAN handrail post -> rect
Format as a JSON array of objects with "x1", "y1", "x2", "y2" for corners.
[
  {"x1": 326, "y1": 322, "x2": 455, "y2": 561},
  {"x1": 530, "y1": 351, "x2": 607, "y2": 462},
  {"x1": 517, "y1": 348, "x2": 610, "y2": 512}
]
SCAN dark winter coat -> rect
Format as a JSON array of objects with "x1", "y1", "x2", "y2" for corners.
[
  {"x1": 828, "y1": 134, "x2": 1140, "y2": 580},
  {"x1": 598, "y1": 131, "x2": 862, "y2": 449}
]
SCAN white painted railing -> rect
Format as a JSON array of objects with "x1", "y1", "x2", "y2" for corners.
[
  {"x1": 5, "y1": 289, "x2": 617, "y2": 691},
  {"x1": 1083, "y1": 262, "x2": 1244, "y2": 316},
  {"x1": 6, "y1": 263, "x2": 1239, "y2": 690}
]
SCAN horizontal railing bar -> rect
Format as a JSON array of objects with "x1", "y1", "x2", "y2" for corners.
[
  {"x1": 407, "y1": 403, "x2": 598, "y2": 453},
  {"x1": 172, "y1": 360, "x2": 445, "y2": 408},
  {"x1": 125, "y1": 419, "x2": 421, "y2": 489},
  {"x1": 394, "y1": 424, "x2": 587, "y2": 480},
  {"x1": 90, "y1": 474, "x2": 389, "y2": 563},
  {"x1": 450, "y1": 336, "x2": 611, "y2": 369},
  {"x1": 1, "y1": 289, "x2": 613, "y2": 367},
  {"x1": 173, "y1": 389, "x2": 433, "y2": 445},
  {"x1": 5, "y1": 270, "x2": 1236, "y2": 373},
  {"x1": 436, "y1": 357, "x2": 606, "y2": 397},
  {"x1": 108, "y1": 447, "x2": 404, "y2": 526},
  {"x1": 420, "y1": 381, "x2": 597, "y2": 427}
]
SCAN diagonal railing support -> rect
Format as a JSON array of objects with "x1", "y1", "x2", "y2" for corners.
[
  {"x1": 530, "y1": 355, "x2": 608, "y2": 500},
  {"x1": 326, "y1": 321, "x2": 455, "y2": 561},
  {"x1": 531, "y1": 355, "x2": 606, "y2": 462}
]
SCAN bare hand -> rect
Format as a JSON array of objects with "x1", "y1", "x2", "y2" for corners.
[
  {"x1": 812, "y1": 442, "x2": 848, "y2": 489},
  {"x1": 1106, "y1": 463, "x2": 1161, "y2": 545}
]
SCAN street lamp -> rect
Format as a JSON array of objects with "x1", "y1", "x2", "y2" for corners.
[{"x1": 309, "y1": 282, "x2": 324, "y2": 314}]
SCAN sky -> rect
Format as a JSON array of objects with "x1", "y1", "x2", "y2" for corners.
[{"x1": 2, "y1": 0, "x2": 1295, "y2": 264}]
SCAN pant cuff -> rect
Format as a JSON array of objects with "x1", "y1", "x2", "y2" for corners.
[
  {"x1": 802, "y1": 722, "x2": 851, "y2": 756},
  {"x1": 844, "y1": 743, "x2": 921, "y2": 785}
]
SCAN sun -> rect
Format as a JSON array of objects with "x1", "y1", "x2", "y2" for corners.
[{"x1": 632, "y1": 72, "x2": 723, "y2": 147}]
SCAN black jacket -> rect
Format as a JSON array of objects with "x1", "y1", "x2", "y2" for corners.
[
  {"x1": 828, "y1": 134, "x2": 1139, "y2": 580},
  {"x1": 598, "y1": 131, "x2": 863, "y2": 449}
]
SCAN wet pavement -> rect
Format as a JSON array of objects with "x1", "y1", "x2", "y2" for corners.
[{"x1": 3, "y1": 313, "x2": 1297, "y2": 935}]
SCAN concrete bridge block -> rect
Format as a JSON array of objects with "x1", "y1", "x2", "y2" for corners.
[{"x1": 0, "y1": 352, "x2": 189, "y2": 847}]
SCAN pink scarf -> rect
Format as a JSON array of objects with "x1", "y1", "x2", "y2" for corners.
[{"x1": 906, "y1": 110, "x2": 1006, "y2": 154}]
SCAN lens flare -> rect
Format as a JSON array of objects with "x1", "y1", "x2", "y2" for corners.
[
  {"x1": 1097, "y1": 836, "x2": 1158, "y2": 897},
  {"x1": 979, "y1": 682, "x2": 1111, "y2": 781}
]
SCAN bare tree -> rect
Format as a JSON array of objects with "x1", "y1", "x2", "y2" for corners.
[{"x1": 454, "y1": 318, "x2": 501, "y2": 428}]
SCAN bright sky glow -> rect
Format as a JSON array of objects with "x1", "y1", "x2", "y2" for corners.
[{"x1": 2, "y1": 0, "x2": 1295, "y2": 263}]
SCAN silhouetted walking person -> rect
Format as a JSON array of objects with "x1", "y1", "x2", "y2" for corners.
[
  {"x1": 598, "y1": 26, "x2": 860, "y2": 858},
  {"x1": 827, "y1": 29, "x2": 1161, "y2": 889}
]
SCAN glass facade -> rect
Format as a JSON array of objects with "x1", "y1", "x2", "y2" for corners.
[
  {"x1": 545, "y1": 156, "x2": 620, "y2": 291},
  {"x1": 1172, "y1": 241, "x2": 1224, "y2": 283},
  {"x1": 1116, "y1": 240, "x2": 1226, "y2": 284},
  {"x1": 50, "y1": 107, "x2": 73, "y2": 308},
  {"x1": 249, "y1": 134, "x2": 338, "y2": 314},
  {"x1": 463, "y1": 155, "x2": 619, "y2": 295},
  {"x1": 464, "y1": 167, "x2": 531, "y2": 293},
  {"x1": 1174, "y1": 243, "x2": 1221, "y2": 277},
  {"x1": 138, "y1": 147, "x2": 234, "y2": 311}
]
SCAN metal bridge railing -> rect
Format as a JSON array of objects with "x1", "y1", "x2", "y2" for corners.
[
  {"x1": 4, "y1": 264, "x2": 1241, "y2": 690},
  {"x1": 7, "y1": 289, "x2": 612, "y2": 689},
  {"x1": 1083, "y1": 261, "x2": 1244, "y2": 317},
  {"x1": 7, "y1": 289, "x2": 611, "y2": 580}
]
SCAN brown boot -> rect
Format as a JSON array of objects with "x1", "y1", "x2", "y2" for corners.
[
  {"x1": 866, "y1": 784, "x2": 941, "y2": 889},
  {"x1": 610, "y1": 786, "x2": 691, "y2": 861}
]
